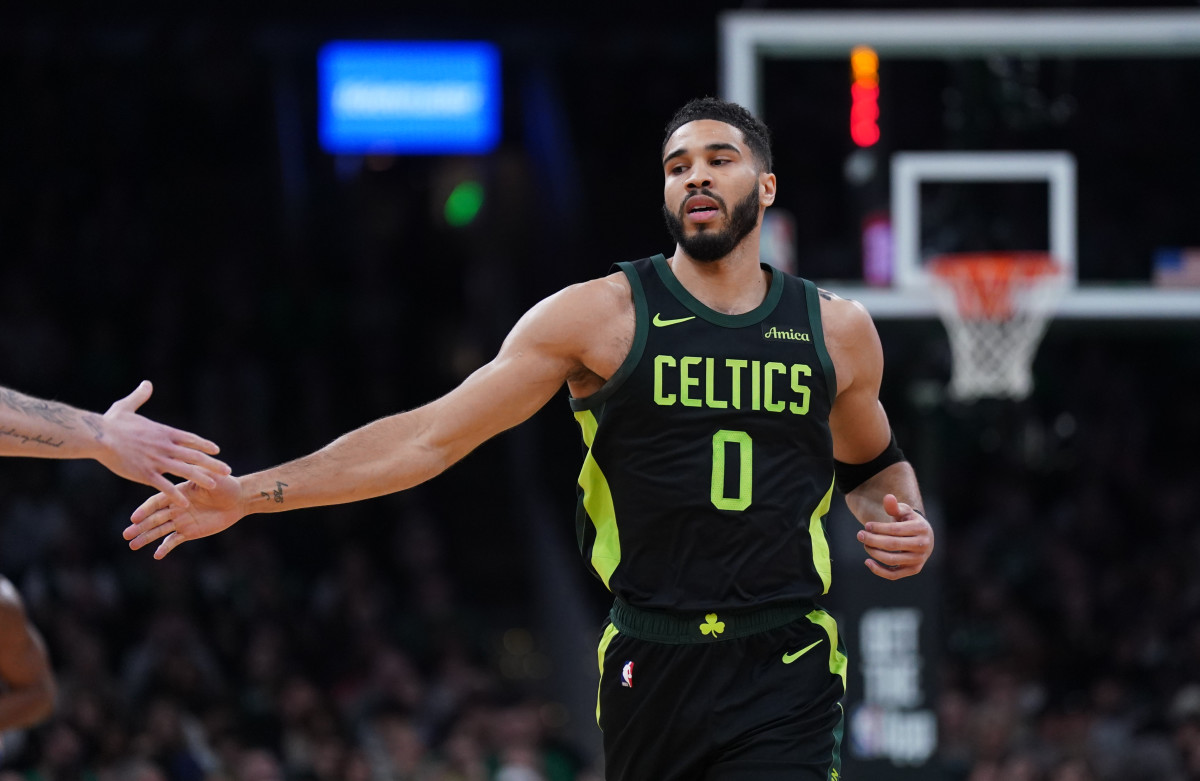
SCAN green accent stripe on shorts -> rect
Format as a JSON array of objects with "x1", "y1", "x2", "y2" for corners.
[
  {"x1": 575, "y1": 409, "x2": 621, "y2": 589},
  {"x1": 809, "y1": 477, "x2": 836, "y2": 595},
  {"x1": 595, "y1": 623, "x2": 620, "y2": 727},
  {"x1": 806, "y1": 608, "x2": 848, "y2": 692},
  {"x1": 829, "y1": 703, "x2": 845, "y2": 780}
]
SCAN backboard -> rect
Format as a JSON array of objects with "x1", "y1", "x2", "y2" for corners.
[{"x1": 720, "y1": 9, "x2": 1200, "y2": 319}]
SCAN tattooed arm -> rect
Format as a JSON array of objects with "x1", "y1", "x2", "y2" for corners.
[
  {"x1": 0, "y1": 382, "x2": 229, "y2": 506},
  {"x1": 0, "y1": 385, "x2": 99, "y2": 456}
]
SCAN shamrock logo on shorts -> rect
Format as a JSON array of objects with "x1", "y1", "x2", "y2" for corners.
[{"x1": 699, "y1": 613, "x2": 726, "y2": 637}]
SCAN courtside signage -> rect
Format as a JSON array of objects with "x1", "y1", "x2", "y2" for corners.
[{"x1": 318, "y1": 41, "x2": 501, "y2": 155}]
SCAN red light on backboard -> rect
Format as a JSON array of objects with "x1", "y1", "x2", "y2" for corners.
[{"x1": 850, "y1": 46, "x2": 879, "y2": 147}]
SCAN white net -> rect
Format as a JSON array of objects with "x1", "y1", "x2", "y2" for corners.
[{"x1": 928, "y1": 254, "x2": 1066, "y2": 401}]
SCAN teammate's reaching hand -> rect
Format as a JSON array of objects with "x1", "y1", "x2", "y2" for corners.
[
  {"x1": 0, "y1": 380, "x2": 229, "y2": 507},
  {"x1": 92, "y1": 381, "x2": 230, "y2": 506}
]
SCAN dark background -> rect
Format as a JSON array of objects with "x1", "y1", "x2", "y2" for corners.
[{"x1": 2, "y1": 3, "x2": 1200, "y2": 780}]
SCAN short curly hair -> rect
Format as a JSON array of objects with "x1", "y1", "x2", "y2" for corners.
[{"x1": 662, "y1": 97, "x2": 773, "y2": 173}]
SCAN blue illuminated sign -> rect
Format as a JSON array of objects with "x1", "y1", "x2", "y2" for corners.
[{"x1": 318, "y1": 41, "x2": 501, "y2": 155}]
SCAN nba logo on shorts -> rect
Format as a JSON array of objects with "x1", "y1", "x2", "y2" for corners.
[{"x1": 621, "y1": 660, "x2": 634, "y2": 688}]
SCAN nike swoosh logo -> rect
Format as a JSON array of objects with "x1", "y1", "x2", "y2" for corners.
[
  {"x1": 653, "y1": 313, "x2": 696, "y2": 327},
  {"x1": 782, "y1": 639, "x2": 823, "y2": 664}
]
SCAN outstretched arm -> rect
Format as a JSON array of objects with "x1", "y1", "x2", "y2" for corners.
[
  {"x1": 125, "y1": 279, "x2": 615, "y2": 559},
  {"x1": 0, "y1": 381, "x2": 228, "y2": 506},
  {"x1": 824, "y1": 296, "x2": 934, "y2": 580},
  {"x1": 0, "y1": 577, "x2": 56, "y2": 732}
]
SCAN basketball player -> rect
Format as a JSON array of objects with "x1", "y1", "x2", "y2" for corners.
[
  {"x1": 0, "y1": 574, "x2": 54, "y2": 738},
  {"x1": 0, "y1": 381, "x2": 229, "y2": 507},
  {"x1": 123, "y1": 98, "x2": 933, "y2": 780}
]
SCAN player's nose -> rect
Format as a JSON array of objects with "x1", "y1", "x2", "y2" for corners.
[{"x1": 685, "y1": 163, "x2": 712, "y2": 189}]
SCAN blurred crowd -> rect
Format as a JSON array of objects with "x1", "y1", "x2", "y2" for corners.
[
  {"x1": 0, "y1": 471, "x2": 594, "y2": 781},
  {"x1": 924, "y1": 328, "x2": 1200, "y2": 781}
]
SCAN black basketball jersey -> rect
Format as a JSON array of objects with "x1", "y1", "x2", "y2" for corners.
[{"x1": 570, "y1": 255, "x2": 839, "y2": 612}]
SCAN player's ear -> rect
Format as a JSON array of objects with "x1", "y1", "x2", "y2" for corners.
[{"x1": 759, "y1": 172, "x2": 777, "y2": 207}]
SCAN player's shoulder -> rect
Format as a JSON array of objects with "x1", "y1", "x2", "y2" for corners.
[
  {"x1": 538, "y1": 269, "x2": 632, "y2": 319},
  {"x1": 574, "y1": 268, "x2": 633, "y2": 301},
  {"x1": 816, "y1": 287, "x2": 877, "y2": 340},
  {"x1": 512, "y1": 269, "x2": 633, "y2": 351},
  {"x1": 814, "y1": 288, "x2": 884, "y2": 393}
]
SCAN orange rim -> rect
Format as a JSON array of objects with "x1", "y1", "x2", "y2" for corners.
[{"x1": 928, "y1": 252, "x2": 1060, "y2": 319}]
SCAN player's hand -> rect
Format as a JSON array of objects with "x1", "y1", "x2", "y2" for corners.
[
  {"x1": 124, "y1": 473, "x2": 245, "y2": 559},
  {"x1": 94, "y1": 380, "x2": 230, "y2": 507},
  {"x1": 856, "y1": 493, "x2": 934, "y2": 580}
]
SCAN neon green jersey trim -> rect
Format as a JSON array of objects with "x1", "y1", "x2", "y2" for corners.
[
  {"x1": 806, "y1": 608, "x2": 848, "y2": 692},
  {"x1": 809, "y1": 477, "x2": 836, "y2": 595},
  {"x1": 575, "y1": 410, "x2": 621, "y2": 589},
  {"x1": 596, "y1": 623, "x2": 620, "y2": 727}
]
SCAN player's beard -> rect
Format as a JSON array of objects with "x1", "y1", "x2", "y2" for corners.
[{"x1": 662, "y1": 184, "x2": 761, "y2": 263}]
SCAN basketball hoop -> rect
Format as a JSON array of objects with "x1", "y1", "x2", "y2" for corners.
[{"x1": 928, "y1": 252, "x2": 1065, "y2": 401}]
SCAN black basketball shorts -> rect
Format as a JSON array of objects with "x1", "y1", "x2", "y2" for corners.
[{"x1": 596, "y1": 601, "x2": 847, "y2": 781}]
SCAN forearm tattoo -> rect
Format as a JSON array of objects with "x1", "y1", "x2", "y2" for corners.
[
  {"x1": 261, "y1": 481, "x2": 288, "y2": 504},
  {"x1": 0, "y1": 389, "x2": 77, "y2": 428},
  {"x1": 82, "y1": 413, "x2": 104, "y2": 440},
  {"x1": 0, "y1": 428, "x2": 64, "y2": 448}
]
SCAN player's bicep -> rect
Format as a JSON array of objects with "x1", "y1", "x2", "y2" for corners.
[
  {"x1": 431, "y1": 343, "x2": 573, "y2": 450},
  {"x1": 419, "y1": 290, "x2": 586, "y2": 460},
  {"x1": 830, "y1": 394, "x2": 892, "y2": 465},
  {"x1": 827, "y1": 303, "x2": 892, "y2": 464}
]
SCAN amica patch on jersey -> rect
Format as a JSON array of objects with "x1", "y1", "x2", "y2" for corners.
[{"x1": 761, "y1": 324, "x2": 811, "y2": 342}]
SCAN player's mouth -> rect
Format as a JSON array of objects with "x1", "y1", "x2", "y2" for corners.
[{"x1": 684, "y1": 195, "x2": 722, "y2": 223}]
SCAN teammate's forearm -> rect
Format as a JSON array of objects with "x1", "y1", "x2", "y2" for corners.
[
  {"x1": 234, "y1": 410, "x2": 452, "y2": 515},
  {"x1": 0, "y1": 388, "x2": 103, "y2": 460},
  {"x1": 844, "y1": 461, "x2": 923, "y2": 523}
]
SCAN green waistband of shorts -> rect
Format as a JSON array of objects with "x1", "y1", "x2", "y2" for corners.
[{"x1": 609, "y1": 598, "x2": 813, "y2": 645}]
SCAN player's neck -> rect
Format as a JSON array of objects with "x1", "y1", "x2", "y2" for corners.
[{"x1": 669, "y1": 237, "x2": 769, "y2": 316}]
